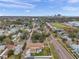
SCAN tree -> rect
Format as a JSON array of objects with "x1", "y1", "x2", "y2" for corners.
[
  {"x1": 32, "y1": 32, "x2": 46, "y2": 43},
  {"x1": 8, "y1": 50, "x2": 14, "y2": 57},
  {"x1": 19, "y1": 29, "x2": 29, "y2": 40},
  {"x1": 3, "y1": 37, "x2": 12, "y2": 44},
  {"x1": 22, "y1": 42, "x2": 26, "y2": 50},
  {"x1": 0, "y1": 35, "x2": 5, "y2": 42}
]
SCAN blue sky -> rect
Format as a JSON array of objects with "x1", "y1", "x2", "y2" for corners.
[{"x1": 0, "y1": 0, "x2": 79, "y2": 16}]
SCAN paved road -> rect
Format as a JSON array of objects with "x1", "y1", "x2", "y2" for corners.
[
  {"x1": 22, "y1": 23, "x2": 35, "y2": 59},
  {"x1": 27, "y1": 22, "x2": 35, "y2": 44},
  {"x1": 46, "y1": 22, "x2": 74, "y2": 59},
  {"x1": 50, "y1": 36, "x2": 74, "y2": 59}
]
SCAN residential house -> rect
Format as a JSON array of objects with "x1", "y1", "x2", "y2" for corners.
[
  {"x1": 0, "y1": 48, "x2": 9, "y2": 59},
  {"x1": 14, "y1": 44, "x2": 23, "y2": 55},
  {"x1": 0, "y1": 45, "x2": 5, "y2": 54},
  {"x1": 27, "y1": 43, "x2": 44, "y2": 53},
  {"x1": 0, "y1": 30, "x2": 5, "y2": 36},
  {"x1": 14, "y1": 45, "x2": 22, "y2": 55},
  {"x1": 68, "y1": 21, "x2": 79, "y2": 27},
  {"x1": 70, "y1": 44, "x2": 79, "y2": 55}
]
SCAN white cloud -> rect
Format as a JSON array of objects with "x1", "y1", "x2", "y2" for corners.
[
  {"x1": 32, "y1": 0, "x2": 41, "y2": 2},
  {"x1": 21, "y1": 0, "x2": 41, "y2": 2},
  {"x1": 62, "y1": 6, "x2": 79, "y2": 11},
  {"x1": 0, "y1": 0, "x2": 16, "y2": 2},
  {"x1": 0, "y1": 0, "x2": 41, "y2": 2},
  {"x1": 0, "y1": 0, "x2": 35, "y2": 9},
  {"x1": 48, "y1": 0, "x2": 54, "y2": 1},
  {"x1": 26, "y1": 10, "x2": 30, "y2": 12},
  {"x1": 68, "y1": 0, "x2": 79, "y2": 3},
  {"x1": 60, "y1": 6, "x2": 79, "y2": 16}
]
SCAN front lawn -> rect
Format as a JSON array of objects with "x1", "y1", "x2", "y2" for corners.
[{"x1": 31, "y1": 47, "x2": 51, "y2": 56}]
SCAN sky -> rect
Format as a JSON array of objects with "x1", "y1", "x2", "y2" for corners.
[{"x1": 0, "y1": 0, "x2": 79, "y2": 16}]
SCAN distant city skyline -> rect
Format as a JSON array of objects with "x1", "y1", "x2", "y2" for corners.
[{"x1": 0, "y1": 0, "x2": 79, "y2": 16}]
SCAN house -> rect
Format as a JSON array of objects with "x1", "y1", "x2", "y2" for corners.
[
  {"x1": 61, "y1": 35, "x2": 72, "y2": 45},
  {"x1": 55, "y1": 29, "x2": 64, "y2": 32},
  {"x1": 0, "y1": 29, "x2": 5, "y2": 36},
  {"x1": 8, "y1": 28, "x2": 19, "y2": 34},
  {"x1": 0, "y1": 45, "x2": 6, "y2": 54},
  {"x1": 12, "y1": 35, "x2": 17, "y2": 39},
  {"x1": 70, "y1": 44, "x2": 79, "y2": 55},
  {"x1": 24, "y1": 49, "x2": 31, "y2": 58},
  {"x1": 68, "y1": 21, "x2": 79, "y2": 27},
  {"x1": 25, "y1": 29, "x2": 31, "y2": 33},
  {"x1": 57, "y1": 31, "x2": 66, "y2": 36},
  {"x1": 14, "y1": 44, "x2": 23, "y2": 55},
  {"x1": 27, "y1": 43, "x2": 44, "y2": 53},
  {"x1": 0, "y1": 48, "x2": 9, "y2": 59},
  {"x1": 6, "y1": 44, "x2": 15, "y2": 50},
  {"x1": 14, "y1": 41, "x2": 25, "y2": 55},
  {"x1": 12, "y1": 33, "x2": 22, "y2": 43}
]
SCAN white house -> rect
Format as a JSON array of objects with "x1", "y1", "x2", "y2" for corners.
[
  {"x1": 0, "y1": 30, "x2": 5, "y2": 36},
  {"x1": 68, "y1": 21, "x2": 79, "y2": 27},
  {"x1": 0, "y1": 45, "x2": 5, "y2": 54},
  {"x1": 70, "y1": 44, "x2": 79, "y2": 55},
  {"x1": 14, "y1": 45, "x2": 23, "y2": 55}
]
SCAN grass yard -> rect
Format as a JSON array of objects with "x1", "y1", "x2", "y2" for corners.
[
  {"x1": 31, "y1": 47, "x2": 51, "y2": 56},
  {"x1": 8, "y1": 55, "x2": 14, "y2": 59},
  {"x1": 52, "y1": 22, "x2": 79, "y2": 33},
  {"x1": 8, "y1": 54, "x2": 21, "y2": 59},
  {"x1": 53, "y1": 22, "x2": 70, "y2": 29}
]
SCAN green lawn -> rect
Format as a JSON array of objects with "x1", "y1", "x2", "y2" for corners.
[
  {"x1": 8, "y1": 55, "x2": 14, "y2": 59},
  {"x1": 53, "y1": 22, "x2": 78, "y2": 31},
  {"x1": 8, "y1": 54, "x2": 21, "y2": 59},
  {"x1": 32, "y1": 52, "x2": 44, "y2": 56},
  {"x1": 31, "y1": 47, "x2": 51, "y2": 56},
  {"x1": 53, "y1": 22, "x2": 69, "y2": 29}
]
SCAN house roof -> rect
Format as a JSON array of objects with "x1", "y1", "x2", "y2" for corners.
[
  {"x1": 0, "y1": 45, "x2": 5, "y2": 51},
  {"x1": 6, "y1": 44, "x2": 15, "y2": 49},
  {"x1": 28, "y1": 43, "x2": 44, "y2": 50},
  {"x1": 70, "y1": 44, "x2": 79, "y2": 53}
]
